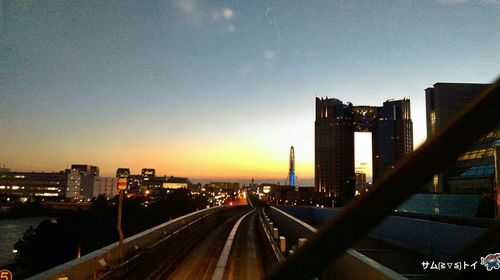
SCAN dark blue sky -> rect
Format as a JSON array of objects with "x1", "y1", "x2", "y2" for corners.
[{"x1": 1, "y1": 0, "x2": 499, "y2": 181}]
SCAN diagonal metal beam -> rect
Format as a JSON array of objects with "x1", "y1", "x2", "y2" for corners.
[{"x1": 268, "y1": 78, "x2": 500, "y2": 280}]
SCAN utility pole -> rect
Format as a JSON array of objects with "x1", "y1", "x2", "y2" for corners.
[{"x1": 116, "y1": 177, "x2": 127, "y2": 262}]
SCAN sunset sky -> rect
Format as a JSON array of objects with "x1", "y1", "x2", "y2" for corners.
[{"x1": 1, "y1": 0, "x2": 499, "y2": 184}]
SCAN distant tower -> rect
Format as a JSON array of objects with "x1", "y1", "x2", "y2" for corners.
[{"x1": 286, "y1": 146, "x2": 297, "y2": 190}]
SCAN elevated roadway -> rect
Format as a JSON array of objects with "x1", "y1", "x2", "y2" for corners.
[
  {"x1": 164, "y1": 209, "x2": 254, "y2": 280},
  {"x1": 164, "y1": 194, "x2": 275, "y2": 280},
  {"x1": 104, "y1": 192, "x2": 274, "y2": 280}
]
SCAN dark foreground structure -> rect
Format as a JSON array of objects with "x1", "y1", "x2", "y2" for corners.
[{"x1": 426, "y1": 83, "x2": 499, "y2": 194}]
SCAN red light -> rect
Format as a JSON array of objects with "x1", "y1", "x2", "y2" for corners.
[{"x1": 230, "y1": 202, "x2": 233, "y2": 206}]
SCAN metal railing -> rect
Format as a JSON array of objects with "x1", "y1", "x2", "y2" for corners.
[{"x1": 268, "y1": 78, "x2": 500, "y2": 280}]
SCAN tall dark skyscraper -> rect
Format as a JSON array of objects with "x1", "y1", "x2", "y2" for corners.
[
  {"x1": 425, "y1": 83, "x2": 499, "y2": 196},
  {"x1": 315, "y1": 97, "x2": 413, "y2": 205}
]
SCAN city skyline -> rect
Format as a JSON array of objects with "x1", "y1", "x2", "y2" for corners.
[{"x1": 1, "y1": 0, "x2": 500, "y2": 181}]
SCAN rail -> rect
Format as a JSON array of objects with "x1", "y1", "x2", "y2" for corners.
[{"x1": 268, "y1": 78, "x2": 500, "y2": 279}]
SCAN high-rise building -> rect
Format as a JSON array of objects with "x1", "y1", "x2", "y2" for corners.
[
  {"x1": 425, "y1": 83, "x2": 499, "y2": 196},
  {"x1": 315, "y1": 97, "x2": 413, "y2": 205}
]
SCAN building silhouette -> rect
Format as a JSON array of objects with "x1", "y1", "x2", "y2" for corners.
[
  {"x1": 315, "y1": 97, "x2": 413, "y2": 205},
  {"x1": 355, "y1": 172, "x2": 367, "y2": 195},
  {"x1": 141, "y1": 168, "x2": 156, "y2": 189},
  {"x1": 116, "y1": 168, "x2": 131, "y2": 178}
]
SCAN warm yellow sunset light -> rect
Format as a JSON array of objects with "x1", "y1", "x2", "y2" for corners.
[
  {"x1": 355, "y1": 132, "x2": 373, "y2": 182},
  {"x1": 94, "y1": 136, "x2": 314, "y2": 182}
]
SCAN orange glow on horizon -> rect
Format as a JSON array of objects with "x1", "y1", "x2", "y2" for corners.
[{"x1": 66, "y1": 138, "x2": 316, "y2": 180}]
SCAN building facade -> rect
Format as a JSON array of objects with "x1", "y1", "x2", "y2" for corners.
[
  {"x1": 315, "y1": 97, "x2": 413, "y2": 205},
  {"x1": 141, "y1": 168, "x2": 157, "y2": 189},
  {"x1": 425, "y1": 83, "x2": 500, "y2": 217},
  {"x1": 0, "y1": 164, "x2": 120, "y2": 202},
  {"x1": 92, "y1": 176, "x2": 117, "y2": 199},
  {"x1": 425, "y1": 83, "x2": 499, "y2": 198},
  {"x1": 164, "y1": 177, "x2": 189, "y2": 189},
  {"x1": 0, "y1": 169, "x2": 81, "y2": 201},
  {"x1": 71, "y1": 164, "x2": 99, "y2": 176},
  {"x1": 116, "y1": 168, "x2": 131, "y2": 178}
]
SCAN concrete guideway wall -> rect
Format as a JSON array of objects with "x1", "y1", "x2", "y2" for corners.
[
  {"x1": 268, "y1": 206, "x2": 406, "y2": 280},
  {"x1": 369, "y1": 215, "x2": 485, "y2": 259},
  {"x1": 276, "y1": 205, "x2": 486, "y2": 259}
]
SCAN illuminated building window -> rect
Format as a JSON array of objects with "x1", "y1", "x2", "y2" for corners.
[
  {"x1": 458, "y1": 148, "x2": 493, "y2": 161},
  {"x1": 433, "y1": 175, "x2": 439, "y2": 193},
  {"x1": 430, "y1": 111, "x2": 436, "y2": 135}
]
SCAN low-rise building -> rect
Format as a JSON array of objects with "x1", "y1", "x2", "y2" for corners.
[
  {"x1": 208, "y1": 182, "x2": 240, "y2": 192},
  {"x1": 0, "y1": 164, "x2": 117, "y2": 202},
  {"x1": 163, "y1": 177, "x2": 189, "y2": 189},
  {"x1": 0, "y1": 169, "x2": 81, "y2": 201},
  {"x1": 73, "y1": 165, "x2": 116, "y2": 200}
]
